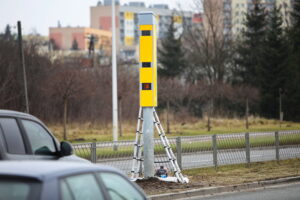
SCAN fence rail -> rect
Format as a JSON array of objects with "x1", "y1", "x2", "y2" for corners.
[{"x1": 72, "y1": 130, "x2": 300, "y2": 174}]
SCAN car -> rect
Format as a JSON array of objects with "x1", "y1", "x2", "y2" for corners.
[
  {"x1": 0, "y1": 109, "x2": 87, "y2": 162},
  {"x1": 0, "y1": 161, "x2": 147, "y2": 200}
]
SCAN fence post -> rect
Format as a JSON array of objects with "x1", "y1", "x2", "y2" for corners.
[
  {"x1": 245, "y1": 133, "x2": 250, "y2": 167},
  {"x1": 176, "y1": 137, "x2": 182, "y2": 169},
  {"x1": 212, "y1": 135, "x2": 218, "y2": 168},
  {"x1": 275, "y1": 131, "x2": 280, "y2": 162},
  {"x1": 91, "y1": 142, "x2": 97, "y2": 163}
]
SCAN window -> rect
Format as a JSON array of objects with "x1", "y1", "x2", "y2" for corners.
[
  {"x1": 0, "y1": 118, "x2": 26, "y2": 154},
  {"x1": 60, "y1": 173, "x2": 104, "y2": 200},
  {"x1": 60, "y1": 181, "x2": 73, "y2": 200},
  {"x1": 0, "y1": 179, "x2": 41, "y2": 200},
  {"x1": 21, "y1": 120, "x2": 56, "y2": 155},
  {"x1": 98, "y1": 173, "x2": 144, "y2": 200}
]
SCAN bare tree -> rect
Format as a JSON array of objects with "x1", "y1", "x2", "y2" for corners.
[
  {"x1": 231, "y1": 85, "x2": 260, "y2": 129},
  {"x1": 184, "y1": 0, "x2": 233, "y2": 84},
  {"x1": 46, "y1": 68, "x2": 90, "y2": 140}
]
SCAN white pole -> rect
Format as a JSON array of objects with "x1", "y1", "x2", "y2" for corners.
[{"x1": 112, "y1": 0, "x2": 118, "y2": 147}]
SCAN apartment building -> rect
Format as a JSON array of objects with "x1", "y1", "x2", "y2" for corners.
[
  {"x1": 204, "y1": 0, "x2": 292, "y2": 37},
  {"x1": 49, "y1": 0, "x2": 201, "y2": 60},
  {"x1": 90, "y1": 0, "x2": 194, "y2": 59}
]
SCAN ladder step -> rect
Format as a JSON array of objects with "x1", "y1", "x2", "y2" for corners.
[{"x1": 154, "y1": 160, "x2": 170, "y2": 163}]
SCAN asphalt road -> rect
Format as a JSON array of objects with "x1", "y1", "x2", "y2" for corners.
[
  {"x1": 97, "y1": 146, "x2": 300, "y2": 174},
  {"x1": 183, "y1": 182, "x2": 300, "y2": 200}
]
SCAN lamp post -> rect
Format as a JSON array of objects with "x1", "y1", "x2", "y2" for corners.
[{"x1": 112, "y1": 0, "x2": 118, "y2": 149}]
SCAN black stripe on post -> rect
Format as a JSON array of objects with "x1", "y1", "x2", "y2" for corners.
[
  {"x1": 142, "y1": 62, "x2": 151, "y2": 67},
  {"x1": 141, "y1": 30, "x2": 151, "y2": 36}
]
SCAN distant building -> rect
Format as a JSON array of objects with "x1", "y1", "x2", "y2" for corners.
[
  {"x1": 49, "y1": 0, "x2": 196, "y2": 61},
  {"x1": 203, "y1": 0, "x2": 293, "y2": 38},
  {"x1": 90, "y1": 0, "x2": 194, "y2": 59},
  {"x1": 49, "y1": 27, "x2": 111, "y2": 55}
]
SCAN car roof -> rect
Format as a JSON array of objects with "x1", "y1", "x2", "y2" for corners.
[
  {"x1": 0, "y1": 161, "x2": 120, "y2": 181},
  {"x1": 0, "y1": 109, "x2": 40, "y2": 122}
]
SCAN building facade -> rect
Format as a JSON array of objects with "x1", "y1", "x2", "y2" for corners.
[
  {"x1": 49, "y1": 27, "x2": 111, "y2": 55},
  {"x1": 90, "y1": 1, "x2": 194, "y2": 59},
  {"x1": 204, "y1": 0, "x2": 293, "y2": 38}
]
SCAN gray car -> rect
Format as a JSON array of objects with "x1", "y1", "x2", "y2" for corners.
[
  {"x1": 0, "y1": 161, "x2": 147, "y2": 200},
  {"x1": 0, "y1": 109, "x2": 87, "y2": 162}
]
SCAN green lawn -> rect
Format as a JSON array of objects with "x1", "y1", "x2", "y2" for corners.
[{"x1": 49, "y1": 117, "x2": 300, "y2": 143}]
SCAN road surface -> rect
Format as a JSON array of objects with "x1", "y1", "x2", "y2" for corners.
[
  {"x1": 97, "y1": 146, "x2": 300, "y2": 174},
  {"x1": 183, "y1": 182, "x2": 300, "y2": 200}
]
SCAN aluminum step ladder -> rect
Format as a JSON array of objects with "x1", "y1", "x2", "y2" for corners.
[{"x1": 131, "y1": 107, "x2": 186, "y2": 183}]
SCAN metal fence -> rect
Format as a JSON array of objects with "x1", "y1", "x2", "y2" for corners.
[{"x1": 72, "y1": 130, "x2": 300, "y2": 174}]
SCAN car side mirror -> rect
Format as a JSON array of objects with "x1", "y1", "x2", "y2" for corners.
[{"x1": 60, "y1": 141, "x2": 73, "y2": 157}]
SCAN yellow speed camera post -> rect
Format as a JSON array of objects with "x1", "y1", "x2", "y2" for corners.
[{"x1": 138, "y1": 12, "x2": 157, "y2": 107}]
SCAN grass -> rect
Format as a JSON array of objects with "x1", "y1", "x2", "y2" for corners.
[{"x1": 48, "y1": 116, "x2": 300, "y2": 143}]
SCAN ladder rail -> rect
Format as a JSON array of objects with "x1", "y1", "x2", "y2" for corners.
[
  {"x1": 131, "y1": 107, "x2": 143, "y2": 179},
  {"x1": 153, "y1": 108, "x2": 186, "y2": 183}
]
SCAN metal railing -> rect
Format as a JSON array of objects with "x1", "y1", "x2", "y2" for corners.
[{"x1": 72, "y1": 130, "x2": 300, "y2": 174}]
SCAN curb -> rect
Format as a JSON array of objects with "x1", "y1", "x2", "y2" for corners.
[{"x1": 148, "y1": 176, "x2": 300, "y2": 200}]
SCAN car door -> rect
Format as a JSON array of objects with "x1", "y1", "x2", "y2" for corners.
[{"x1": 19, "y1": 118, "x2": 58, "y2": 160}]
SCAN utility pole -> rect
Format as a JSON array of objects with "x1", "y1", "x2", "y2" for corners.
[
  {"x1": 17, "y1": 21, "x2": 29, "y2": 113},
  {"x1": 279, "y1": 88, "x2": 283, "y2": 128},
  {"x1": 112, "y1": 0, "x2": 118, "y2": 149}
]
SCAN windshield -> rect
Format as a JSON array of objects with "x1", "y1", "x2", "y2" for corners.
[{"x1": 0, "y1": 178, "x2": 41, "y2": 200}]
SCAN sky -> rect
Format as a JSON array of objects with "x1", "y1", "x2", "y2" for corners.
[{"x1": 0, "y1": 0, "x2": 196, "y2": 36}]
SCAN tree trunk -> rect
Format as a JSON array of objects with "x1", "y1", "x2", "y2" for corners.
[
  {"x1": 207, "y1": 114, "x2": 211, "y2": 132},
  {"x1": 63, "y1": 98, "x2": 68, "y2": 141},
  {"x1": 207, "y1": 99, "x2": 212, "y2": 132},
  {"x1": 245, "y1": 98, "x2": 249, "y2": 129},
  {"x1": 166, "y1": 100, "x2": 170, "y2": 134}
]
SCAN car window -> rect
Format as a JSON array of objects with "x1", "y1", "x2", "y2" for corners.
[
  {"x1": 98, "y1": 173, "x2": 145, "y2": 200},
  {"x1": 0, "y1": 179, "x2": 40, "y2": 200},
  {"x1": 21, "y1": 120, "x2": 56, "y2": 155},
  {"x1": 61, "y1": 173, "x2": 104, "y2": 200},
  {"x1": 60, "y1": 181, "x2": 73, "y2": 200},
  {"x1": 0, "y1": 118, "x2": 26, "y2": 154}
]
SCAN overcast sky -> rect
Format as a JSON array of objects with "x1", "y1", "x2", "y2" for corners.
[{"x1": 0, "y1": 0, "x2": 196, "y2": 36}]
